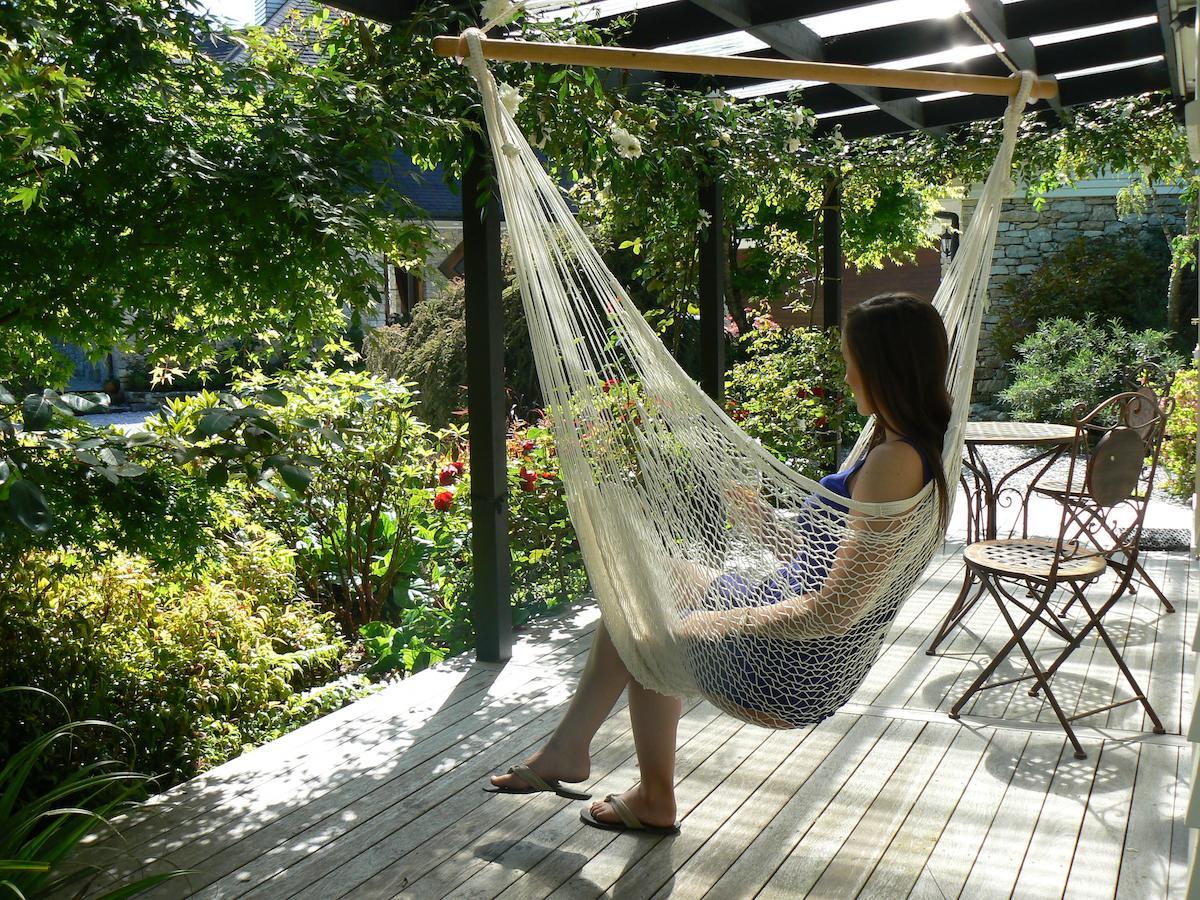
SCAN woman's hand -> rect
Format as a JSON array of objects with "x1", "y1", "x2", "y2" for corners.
[
  {"x1": 724, "y1": 483, "x2": 762, "y2": 526},
  {"x1": 674, "y1": 608, "x2": 738, "y2": 640}
]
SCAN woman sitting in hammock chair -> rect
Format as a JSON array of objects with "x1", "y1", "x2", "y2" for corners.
[{"x1": 488, "y1": 292, "x2": 953, "y2": 836}]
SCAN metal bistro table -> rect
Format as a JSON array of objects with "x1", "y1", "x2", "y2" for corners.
[{"x1": 926, "y1": 420, "x2": 1078, "y2": 655}]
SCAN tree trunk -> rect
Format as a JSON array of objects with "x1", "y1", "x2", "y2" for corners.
[
  {"x1": 1167, "y1": 203, "x2": 1195, "y2": 338},
  {"x1": 724, "y1": 226, "x2": 750, "y2": 334}
]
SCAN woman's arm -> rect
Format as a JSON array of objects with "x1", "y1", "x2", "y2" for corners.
[
  {"x1": 681, "y1": 442, "x2": 926, "y2": 641},
  {"x1": 726, "y1": 483, "x2": 804, "y2": 559}
]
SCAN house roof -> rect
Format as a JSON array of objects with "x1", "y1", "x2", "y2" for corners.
[
  {"x1": 384, "y1": 155, "x2": 463, "y2": 221},
  {"x1": 329, "y1": 0, "x2": 1183, "y2": 139}
]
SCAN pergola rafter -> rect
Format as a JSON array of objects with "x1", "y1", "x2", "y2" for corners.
[{"x1": 689, "y1": 0, "x2": 929, "y2": 132}]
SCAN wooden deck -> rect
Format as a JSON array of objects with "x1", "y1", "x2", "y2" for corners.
[{"x1": 82, "y1": 545, "x2": 1195, "y2": 899}]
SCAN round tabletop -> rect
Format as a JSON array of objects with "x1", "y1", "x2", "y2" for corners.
[{"x1": 964, "y1": 421, "x2": 1077, "y2": 446}]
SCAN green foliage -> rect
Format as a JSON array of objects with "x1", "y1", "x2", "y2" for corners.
[
  {"x1": 505, "y1": 418, "x2": 589, "y2": 623},
  {"x1": 360, "y1": 621, "x2": 447, "y2": 677},
  {"x1": 1162, "y1": 368, "x2": 1197, "y2": 498},
  {"x1": 159, "y1": 371, "x2": 473, "y2": 635},
  {"x1": 0, "y1": 0, "x2": 446, "y2": 384},
  {"x1": 363, "y1": 273, "x2": 540, "y2": 428},
  {"x1": 357, "y1": 414, "x2": 591, "y2": 677},
  {"x1": 1000, "y1": 316, "x2": 1184, "y2": 424},
  {"x1": 992, "y1": 234, "x2": 1171, "y2": 362},
  {"x1": 0, "y1": 538, "x2": 364, "y2": 793},
  {"x1": 0, "y1": 688, "x2": 186, "y2": 899},
  {"x1": 0, "y1": 383, "x2": 318, "y2": 577},
  {"x1": 0, "y1": 447, "x2": 214, "y2": 585},
  {"x1": 723, "y1": 322, "x2": 863, "y2": 477}
]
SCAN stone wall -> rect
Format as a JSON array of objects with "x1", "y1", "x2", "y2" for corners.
[{"x1": 962, "y1": 189, "x2": 1184, "y2": 417}]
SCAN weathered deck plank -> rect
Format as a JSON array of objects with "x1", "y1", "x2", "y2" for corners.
[{"x1": 78, "y1": 548, "x2": 1191, "y2": 900}]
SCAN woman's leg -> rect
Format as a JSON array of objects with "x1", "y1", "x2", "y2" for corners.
[
  {"x1": 491, "y1": 619, "x2": 631, "y2": 789},
  {"x1": 587, "y1": 679, "x2": 682, "y2": 828}
]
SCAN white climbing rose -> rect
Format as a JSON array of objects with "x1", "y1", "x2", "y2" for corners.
[
  {"x1": 708, "y1": 91, "x2": 728, "y2": 113},
  {"x1": 697, "y1": 208, "x2": 712, "y2": 230},
  {"x1": 481, "y1": 0, "x2": 516, "y2": 23},
  {"x1": 787, "y1": 107, "x2": 817, "y2": 129},
  {"x1": 498, "y1": 82, "x2": 523, "y2": 115},
  {"x1": 609, "y1": 123, "x2": 642, "y2": 159},
  {"x1": 786, "y1": 137, "x2": 802, "y2": 153}
]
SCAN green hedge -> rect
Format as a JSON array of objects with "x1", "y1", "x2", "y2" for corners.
[
  {"x1": 724, "y1": 322, "x2": 863, "y2": 478},
  {"x1": 1162, "y1": 368, "x2": 1198, "y2": 498},
  {"x1": 1000, "y1": 316, "x2": 1184, "y2": 424},
  {"x1": 0, "y1": 533, "x2": 367, "y2": 793},
  {"x1": 363, "y1": 276, "x2": 540, "y2": 428}
]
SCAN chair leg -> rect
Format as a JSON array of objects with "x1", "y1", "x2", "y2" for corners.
[
  {"x1": 1076, "y1": 592, "x2": 1166, "y2": 735},
  {"x1": 948, "y1": 580, "x2": 1039, "y2": 717},
  {"x1": 927, "y1": 571, "x2": 985, "y2": 655},
  {"x1": 1030, "y1": 582, "x2": 1095, "y2": 696},
  {"x1": 1129, "y1": 557, "x2": 1174, "y2": 613},
  {"x1": 993, "y1": 590, "x2": 1088, "y2": 759},
  {"x1": 950, "y1": 577, "x2": 1088, "y2": 759}
]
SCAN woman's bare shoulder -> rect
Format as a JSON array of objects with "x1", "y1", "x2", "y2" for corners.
[{"x1": 852, "y1": 441, "x2": 925, "y2": 503}]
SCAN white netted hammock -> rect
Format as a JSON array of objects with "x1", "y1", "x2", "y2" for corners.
[{"x1": 462, "y1": 30, "x2": 1034, "y2": 728}]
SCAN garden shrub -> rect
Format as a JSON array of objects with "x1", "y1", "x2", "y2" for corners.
[
  {"x1": 1162, "y1": 367, "x2": 1197, "y2": 497},
  {"x1": 991, "y1": 233, "x2": 1170, "y2": 363},
  {"x1": 358, "y1": 413, "x2": 589, "y2": 676},
  {"x1": 723, "y1": 321, "x2": 863, "y2": 478},
  {"x1": 0, "y1": 447, "x2": 214, "y2": 584},
  {"x1": 0, "y1": 537, "x2": 365, "y2": 792},
  {"x1": 0, "y1": 688, "x2": 186, "y2": 898},
  {"x1": 155, "y1": 372, "x2": 469, "y2": 635},
  {"x1": 505, "y1": 418, "x2": 589, "y2": 623},
  {"x1": 363, "y1": 273, "x2": 541, "y2": 429},
  {"x1": 1000, "y1": 316, "x2": 1184, "y2": 424}
]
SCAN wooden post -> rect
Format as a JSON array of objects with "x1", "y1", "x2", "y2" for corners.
[
  {"x1": 699, "y1": 177, "x2": 725, "y2": 402},
  {"x1": 822, "y1": 176, "x2": 842, "y2": 330},
  {"x1": 463, "y1": 125, "x2": 512, "y2": 663},
  {"x1": 381, "y1": 254, "x2": 391, "y2": 325}
]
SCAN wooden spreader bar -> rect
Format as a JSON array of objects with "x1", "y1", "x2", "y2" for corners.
[{"x1": 433, "y1": 33, "x2": 1059, "y2": 101}]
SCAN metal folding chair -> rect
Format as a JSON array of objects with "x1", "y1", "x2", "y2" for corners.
[{"x1": 948, "y1": 392, "x2": 1169, "y2": 758}]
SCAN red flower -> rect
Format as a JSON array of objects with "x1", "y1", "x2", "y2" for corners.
[
  {"x1": 812, "y1": 386, "x2": 826, "y2": 398},
  {"x1": 452, "y1": 460, "x2": 466, "y2": 474},
  {"x1": 522, "y1": 440, "x2": 535, "y2": 454},
  {"x1": 519, "y1": 476, "x2": 537, "y2": 492},
  {"x1": 438, "y1": 465, "x2": 458, "y2": 486},
  {"x1": 731, "y1": 408, "x2": 749, "y2": 423},
  {"x1": 797, "y1": 387, "x2": 810, "y2": 399},
  {"x1": 814, "y1": 416, "x2": 828, "y2": 428},
  {"x1": 538, "y1": 471, "x2": 553, "y2": 479},
  {"x1": 601, "y1": 378, "x2": 620, "y2": 393},
  {"x1": 433, "y1": 490, "x2": 455, "y2": 511}
]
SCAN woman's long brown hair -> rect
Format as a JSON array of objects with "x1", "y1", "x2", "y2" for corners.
[{"x1": 844, "y1": 292, "x2": 952, "y2": 527}]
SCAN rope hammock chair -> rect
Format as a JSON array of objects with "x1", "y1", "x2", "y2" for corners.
[{"x1": 457, "y1": 28, "x2": 1036, "y2": 728}]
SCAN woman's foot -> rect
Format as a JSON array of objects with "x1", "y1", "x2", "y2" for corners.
[
  {"x1": 489, "y1": 743, "x2": 589, "y2": 792},
  {"x1": 587, "y1": 784, "x2": 677, "y2": 830}
]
